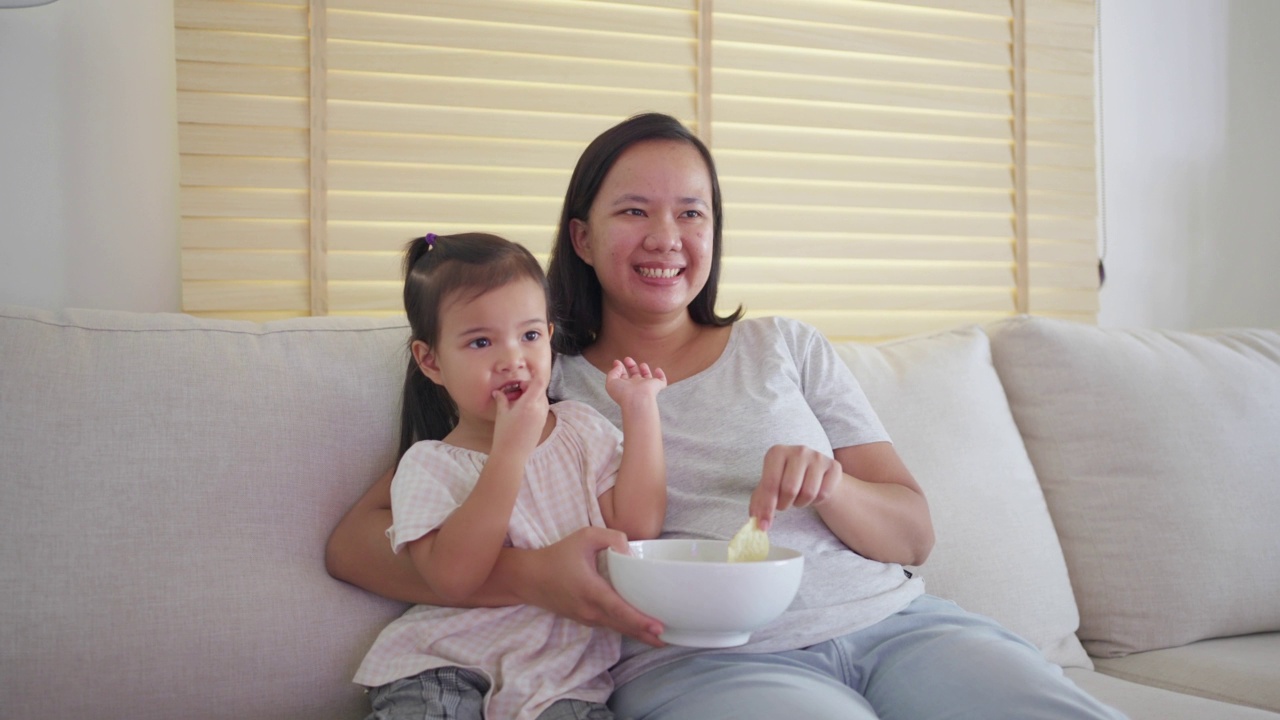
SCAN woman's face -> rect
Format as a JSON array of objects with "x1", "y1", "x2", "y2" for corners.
[{"x1": 570, "y1": 139, "x2": 714, "y2": 324}]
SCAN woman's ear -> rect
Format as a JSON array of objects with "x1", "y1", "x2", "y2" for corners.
[
  {"x1": 569, "y1": 218, "x2": 594, "y2": 266},
  {"x1": 410, "y1": 340, "x2": 444, "y2": 384}
]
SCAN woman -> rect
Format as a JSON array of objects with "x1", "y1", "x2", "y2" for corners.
[{"x1": 326, "y1": 113, "x2": 1126, "y2": 720}]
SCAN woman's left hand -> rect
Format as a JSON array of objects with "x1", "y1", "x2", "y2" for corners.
[{"x1": 748, "y1": 444, "x2": 843, "y2": 531}]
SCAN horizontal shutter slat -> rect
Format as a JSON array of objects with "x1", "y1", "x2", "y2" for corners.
[
  {"x1": 174, "y1": 28, "x2": 308, "y2": 67},
  {"x1": 722, "y1": 179, "x2": 1012, "y2": 214},
  {"x1": 715, "y1": 97, "x2": 1013, "y2": 140},
  {"x1": 726, "y1": 233, "x2": 1015, "y2": 262},
  {"x1": 183, "y1": 281, "x2": 310, "y2": 312},
  {"x1": 328, "y1": 8, "x2": 696, "y2": 66},
  {"x1": 181, "y1": 219, "x2": 309, "y2": 250},
  {"x1": 329, "y1": 41, "x2": 692, "y2": 92},
  {"x1": 717, "y1": 152, "x2": 1013, "y2": 190},
  {"x1": 721, "y1": 258, "x2": 1014, "y2": 287},
  {"x1": 329, "y1": 223, "x2": 557, "y2": 254},
  {"x1": 181, "y1": 187, "x2": 309, "y2": 219},
  {"x1": 183, "y1": 250, "x2": 309, "y2": 281},
  {"x1": 716, "y1": 14, "x2": 1010, "y2": 67},
  {"x1": 327, "y1": 72, "x2": 695, "y2": 119},
  {"x1": 181, "y1": 156, "x2": 309, "y2": 190},
  {"x1": 715, "y1": 71, "x2": 1011, "y2": 117},
  {"x1": 177, "y1": 92, "x2": 309, "y2": 129},
  {"x1": 713, "y1": 43, "x2": 1010, "y2": 92},
  {"x1": 179, "y1": 125, "x2": 309, "y2": 158},
  {"x1": 174, "y1": 0, "x2": 308, "y2": 35},
  {"x1": 714, "y1": 124, "x2": 1010, "y2": 164}
]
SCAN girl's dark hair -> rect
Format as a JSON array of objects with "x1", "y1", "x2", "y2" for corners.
[
  {"x1": 398, "y1": 232, "x2": 549, "y2": 457},
  {"x1": 546, "y1": 112, "x2": 743, "y2": 356}
]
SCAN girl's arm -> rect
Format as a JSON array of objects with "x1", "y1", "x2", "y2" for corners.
[
  {"x1": 600, "y1": 358, "x2": 667, "y2": 539},
  {"x1": 406, "y1": 446, "x2": 528, "y2": 604},
  {"x1": 325, "y1": 470, "x2": 667, "y2": 644},
  {"x1": 407, "y1": 378, "x2": 549, "y2": 604},
  {"x1": 748, "y1": 442, "x2": 934, "y2": 566}
]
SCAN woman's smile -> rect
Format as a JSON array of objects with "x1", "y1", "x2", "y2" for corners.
[{"x1": 636, "y1": 265, "x2": 683, "y2": 281}]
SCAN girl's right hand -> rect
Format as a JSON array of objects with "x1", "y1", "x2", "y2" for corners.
[
  {"x1": 491, "y1": 370, "x2": 550, "y2": 457},
  {"x1": 521, "y1": 526, "x2": 667, "y2": 647}
]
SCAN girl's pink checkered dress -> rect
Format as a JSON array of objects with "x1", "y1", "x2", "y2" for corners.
[{"x1": 354, "y1": 400, "x2": 624, "y2": 720}]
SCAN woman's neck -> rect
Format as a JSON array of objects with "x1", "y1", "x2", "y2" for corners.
[{"x1": 583, "y1": 308, "x2": 732, "y2": 385}]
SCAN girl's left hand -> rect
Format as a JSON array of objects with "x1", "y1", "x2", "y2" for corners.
[
  {"x1": 748, "y1": 444, "x2": 843, "y2": 531},
  {"x1": 605, "y1": 357, "x2": 667, "y2": 407}
]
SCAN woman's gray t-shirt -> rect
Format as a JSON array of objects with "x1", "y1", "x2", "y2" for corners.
[{"x1": 550, "y1": 316, "x2": 925, "y2": 686}]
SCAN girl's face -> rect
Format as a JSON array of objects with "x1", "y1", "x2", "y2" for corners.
[
  {"x1": 413, "y1": 277, "x2": 552, "y2": 428},
  {"x1": 570, "y1": 139, "x2": 715, "y2": 325}
]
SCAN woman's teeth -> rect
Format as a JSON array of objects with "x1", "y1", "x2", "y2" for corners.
[{"x1": 637, "y1": 267, "x2": 680, "y2": 278}]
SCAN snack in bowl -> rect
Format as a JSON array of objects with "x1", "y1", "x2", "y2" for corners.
[
  {"x1": 606, "y1": 538, "x2": 804, "y2": 648},
  {"x1": 727, "y1": 517, "x2": 769, "y2": 562}
]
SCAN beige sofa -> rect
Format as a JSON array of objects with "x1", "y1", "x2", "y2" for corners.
[{"x1": 2, "y1": 304, "x2": 1277, "y2": 719}]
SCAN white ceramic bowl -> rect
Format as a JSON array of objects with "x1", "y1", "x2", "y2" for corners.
[{"x1": 606, "y1": 538, "x2": 804, "y2": 648}]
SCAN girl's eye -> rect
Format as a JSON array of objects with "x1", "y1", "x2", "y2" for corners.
[
  {"x1": 523, "y1": 330, "x2": 541, "y2": 342},
  {"x1": 468, "y1": 338, "x2": 491, "y2": 349}
]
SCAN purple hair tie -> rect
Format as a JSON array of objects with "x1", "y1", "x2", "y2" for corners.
[{"x1": 424, "y1": 232, "x2": 438, "y2": 247}]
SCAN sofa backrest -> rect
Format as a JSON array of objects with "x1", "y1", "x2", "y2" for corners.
[{"x1": 1, "y1": 306, "x2": 412, "y2": 720}]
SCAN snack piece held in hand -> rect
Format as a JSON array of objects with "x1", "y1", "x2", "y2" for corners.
[{"x1": 727, "y1": 517, "x2": 769, "y2": 563}]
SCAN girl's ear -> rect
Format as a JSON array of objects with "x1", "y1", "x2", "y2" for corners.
[
  {"x1": 569, "y1": 218, "x2": 594, "y2": 266},
  {"x1": 410, "y1": 340, "x2": 444, "y2": 384}
]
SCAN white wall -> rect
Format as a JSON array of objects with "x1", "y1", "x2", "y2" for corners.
[
  {"x1": 1, "y1": 1, "x2": 1276, "y2": 328},
  {"x1": 1096, "y1": 0, "x2": 1280, "y2": 330},
  {"x1": 0, "y1": 0, "x2": 179, "y2": 313}
]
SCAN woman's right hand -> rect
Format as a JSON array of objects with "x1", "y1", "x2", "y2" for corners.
[{"x1": 517, "y1": 526, "x2": 667, "y2": 648}]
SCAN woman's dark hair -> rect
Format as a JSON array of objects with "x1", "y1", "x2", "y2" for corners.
[
  {"x1": 546, "y1": 112, "x2": 743, "y2": 356},
  {"x1": 398, "y1": 232, "x2": 549, "y2": 457}
]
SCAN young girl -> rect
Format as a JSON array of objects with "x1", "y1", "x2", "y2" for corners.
[{"x1": 353, "y1": 232, "x2": 667, "y2": 720}]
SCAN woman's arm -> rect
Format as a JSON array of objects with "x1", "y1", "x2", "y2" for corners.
[
  {"x1": 823, "y1": 442, "x2": 933, "y2": 566},
  {"x1": 325, "y1": 467, "x2": 668, "y2": 644},
  {"x1": 325, "y1": 467, "x2": 443, "y2": 605},
  {"x1": 749, "y1": 442, "x2": 934, "y2": 566}
]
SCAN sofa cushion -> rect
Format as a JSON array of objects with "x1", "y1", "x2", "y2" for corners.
[
  {"x1": 1092, "y1": 633, "x2": 1280, "y2": 713},
  {"x1": 988, "y1": 316, "x2": 1280, "y2": 658},
  {"x1": 1065, "y1": 668, "x2": 1280, "y2": 720},
  {"x1": 833, "y1": 325, "x2": 1091, "y2": 669},
  {"x1": 0, "y1": 306, "x2": 411, "y2": 720}
]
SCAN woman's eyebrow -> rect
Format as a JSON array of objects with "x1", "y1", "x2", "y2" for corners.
[
  {"x1": 609, "y1": 194, "x2": 708, "y2": 208},
  {"x1": 610, "y1": 193, "x2": 650, "y2": 207}
]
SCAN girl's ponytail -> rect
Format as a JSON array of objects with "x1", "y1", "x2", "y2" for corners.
[
  {"x1": 397, "y1": 232, "x2": 457, "y2": 457},
  {"x1": 398, "y1": 355, "x2": 455, "y2": 458}
]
